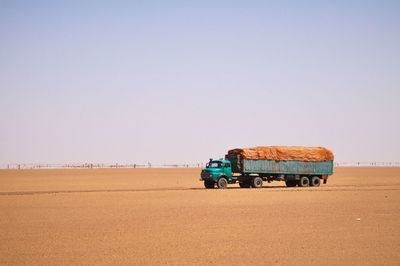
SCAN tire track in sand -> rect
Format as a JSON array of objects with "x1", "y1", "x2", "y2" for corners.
[{"x1": 0, "y1": 185, "x2": 399, "y2": 196}]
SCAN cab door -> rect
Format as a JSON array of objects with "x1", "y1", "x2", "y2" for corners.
[{"x1": 223, "y1": 162, "x2": 232, "y2": 180}]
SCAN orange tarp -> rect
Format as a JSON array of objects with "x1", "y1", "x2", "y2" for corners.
[{"x1": 227, "y1": 146, "x2": 334, "y2": 162}]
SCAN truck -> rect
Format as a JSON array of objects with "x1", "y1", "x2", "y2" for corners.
[{"x1": 200, "y1": 146, "x2": 334, "y2": 189}]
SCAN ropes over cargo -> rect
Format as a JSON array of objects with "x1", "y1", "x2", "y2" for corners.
[{"x1": 227, "y1": 146, "x2": 334, "y2": 162}]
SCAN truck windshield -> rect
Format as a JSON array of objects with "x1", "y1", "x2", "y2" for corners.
[{"x1": 207, "y1": 162, "x2": 222, "y2": 168}]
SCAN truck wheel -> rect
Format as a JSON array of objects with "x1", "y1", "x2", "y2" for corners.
[
  {"x1": 204, "y1": 180, "x2": 215, "y2": 189},
  {"x1": 251, "y1": 177, "x2": 263, "y2": 188},
  {"x1": 310, "y1": 176, "x2": 321, "y2": 187},
  {"x1": 285, "y1": 180, "x2": 297, "y2": 187},
  {"x1": 217, "y1": 177, "x2": 228, "y2": 189},
  {"x1": 298, "y1": 176, "x2": 310, "y2": 187},
  {"x1": 239, "y1": 182, "x2": 250, "y2": 188}
]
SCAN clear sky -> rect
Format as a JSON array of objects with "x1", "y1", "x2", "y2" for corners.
[{"x1": 1, "y1": 0, "x2": 399, "y2": 165}]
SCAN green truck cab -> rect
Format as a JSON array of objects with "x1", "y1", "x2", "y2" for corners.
[{"x1": 200, "y1": 159, "x2": 233, "y2": 188}]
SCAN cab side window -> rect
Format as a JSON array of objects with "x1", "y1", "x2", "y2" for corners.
[{"x1": 224, "y1": 163, "x2": 230, "y2": 167}]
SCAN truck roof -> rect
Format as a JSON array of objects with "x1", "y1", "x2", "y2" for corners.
[{"x1": 212, "y1": 159, "x2": 231, "y2": 164}]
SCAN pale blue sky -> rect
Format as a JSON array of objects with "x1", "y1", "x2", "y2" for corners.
[{"x1": 1, "y1": 0, "x2": 399, "y2": 165}]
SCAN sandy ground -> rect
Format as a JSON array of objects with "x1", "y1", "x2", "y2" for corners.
[{"x1": 0, "y1": 167, "x2": 399, "y2": 265}]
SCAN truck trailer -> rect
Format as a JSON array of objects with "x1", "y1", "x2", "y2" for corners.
[{"x1": 200, "y1": 146, "x2": 334, "y2": 189}]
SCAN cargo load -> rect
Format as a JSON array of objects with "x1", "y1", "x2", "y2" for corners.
[{"x1": 227, "y1": 146, "x2": 334, "y2": 162}]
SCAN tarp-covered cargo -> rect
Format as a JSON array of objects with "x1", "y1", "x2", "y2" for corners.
[{"x1": 227, "y1": 146, "x2": 334, "y2": 162}]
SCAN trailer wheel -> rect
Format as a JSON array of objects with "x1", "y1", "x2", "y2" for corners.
[
  {"x1": 298, "y1": 176, "x2": 310, "y2": 187},
  {"x1": 251, "y1": 177, "x2": 263, "y2": 188},
  {"x1": 204, "y1": 180, "x2": 215, "y2": 189},
  {"x1": 285, "y1": 180, "x2": 297, "y2": 187},
  {"x1": 217, "y1": 177, "x2": 228, "y2": 189},
  {"x1": 310, "y1": 176, "x2": 321, "y2": 187},
  {"x1": 239, "y1": 182, "x2": 250, "y2": 188}
]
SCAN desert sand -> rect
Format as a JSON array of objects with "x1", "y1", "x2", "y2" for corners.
[{"x1": 0, "y1": 167, "x2": 399, "y2": 265}]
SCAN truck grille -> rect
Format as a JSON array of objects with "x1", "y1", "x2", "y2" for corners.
[{"x1": 201, "y1": 171, "x2": 210, "y2": 179}]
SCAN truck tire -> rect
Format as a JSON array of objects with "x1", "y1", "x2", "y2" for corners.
[
  {"x1": 298, "y1": 176, "x2": 310, "y2": 187},
  {"x1": 285, "y1": 180, "x2": 297, "y2": 187},
  {"x1": 251, "y1": 177, "x2": 263, "y2": 188},
  {"x1": 217, "y1": 177, "x2": 228, "y2": 189},
  {"x1": 204, "y1": 180, "x2": 215, "y2": 189},
  {"x1": 239, "y1": 182, "x2": 250, "y2": 188},
  {"x1": 310, "y1": 176, "x2": 321, "y2": 187}
]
